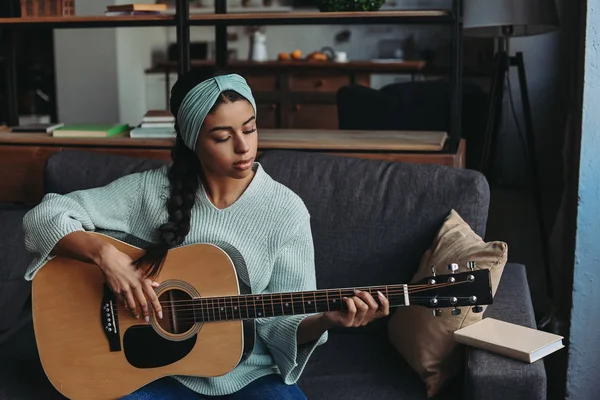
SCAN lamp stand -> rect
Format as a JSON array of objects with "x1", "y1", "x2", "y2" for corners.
[{"x1": 481, "y1": 45, "x2": 557, "y2": 330}]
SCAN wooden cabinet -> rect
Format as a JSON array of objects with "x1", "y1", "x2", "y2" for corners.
[{"x1": 144, "y1": 60, "x2": 417, "y2": 130}]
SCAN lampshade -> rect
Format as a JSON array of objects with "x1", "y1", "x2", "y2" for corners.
[{"x1": 463, "y1": 0, "x2": 560, "y2": 37}]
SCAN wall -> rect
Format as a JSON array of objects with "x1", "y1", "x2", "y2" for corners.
[
  {"x1": 566, "y1": 0, "x2": 600, "y2": 398},
  {"x1": 53, "y1": 0, "x2": 119, "y2": 123}
]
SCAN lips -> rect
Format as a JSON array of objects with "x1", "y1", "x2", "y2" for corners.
[{"x1": 234, "y1": 157, "x2": 253, "y2": 165}]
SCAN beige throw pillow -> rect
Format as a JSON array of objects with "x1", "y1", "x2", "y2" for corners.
[{"x1": 388, "y1": 209, "x2": 507, "y2": 398}]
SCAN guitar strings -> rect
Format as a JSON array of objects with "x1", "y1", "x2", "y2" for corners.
[
  {"x1": 143, "y1": 296, "x2": 480, "y2": 324},
  {"x1": 129, "y1": 280, "x2": 470, "y2": 309},
  {"x1": 115, "y1": 281, "x2": 482, "y2": 319}
]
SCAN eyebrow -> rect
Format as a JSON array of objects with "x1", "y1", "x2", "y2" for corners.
[{"x1": 208, "y1": 116, "x2": 255, "y2": 133}]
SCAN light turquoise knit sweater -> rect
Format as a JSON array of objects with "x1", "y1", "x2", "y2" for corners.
[{"x1": 22, "y1": 162, "x2": 328, "y2": 396}]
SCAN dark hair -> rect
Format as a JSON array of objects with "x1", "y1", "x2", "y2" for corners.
[{"x1": 134, "y1": 70, "x2": 249, "y2": 278}]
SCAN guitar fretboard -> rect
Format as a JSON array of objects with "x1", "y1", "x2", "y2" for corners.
[{"x1": 188, "y1": 285, "x2": 409, "y2": 322}]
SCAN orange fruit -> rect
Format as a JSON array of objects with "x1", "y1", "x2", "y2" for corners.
[{"x1": 291, "y1": 49, "x2": 302, "y2": 60}]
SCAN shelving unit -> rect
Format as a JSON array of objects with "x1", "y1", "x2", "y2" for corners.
[{"x1": 0, "y1": 0, "x2": 463, "y2": 153}]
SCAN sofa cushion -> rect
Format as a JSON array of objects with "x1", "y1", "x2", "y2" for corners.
[
  {"x1": 299, "y1": 331, "x2": 432, "y2": 400},
  {"x1": 387, "y1": 209, "x2": 507, "y2": 398},
  {"x1": 44, "y1": 150, "x2": 167, "y2": 195}
]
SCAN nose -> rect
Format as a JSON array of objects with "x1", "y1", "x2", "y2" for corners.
[{"x1": 234, "y1": 133, "x2": 250, "y2": 154}]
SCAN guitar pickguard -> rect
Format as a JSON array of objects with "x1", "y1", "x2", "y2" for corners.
[{"x1": 123, "y1": 325, "x2": 197, "y2": 368}]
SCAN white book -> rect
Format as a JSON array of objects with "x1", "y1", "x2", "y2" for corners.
[{"x1": 454, "y1": 317, "x2": 564, "y2": 363}]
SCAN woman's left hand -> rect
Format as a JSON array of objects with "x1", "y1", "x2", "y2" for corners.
[{"x1": 322, "y1": 290, "x2": 390, "y2": 328}]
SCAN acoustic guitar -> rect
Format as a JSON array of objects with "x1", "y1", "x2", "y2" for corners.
[{"x1": 31, "y1": 232, "x2": 493, "y2": 400}]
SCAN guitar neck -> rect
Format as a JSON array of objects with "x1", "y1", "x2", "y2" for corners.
[{"x1": 190, "y1": 285, "x2": 410, "y2": 323}]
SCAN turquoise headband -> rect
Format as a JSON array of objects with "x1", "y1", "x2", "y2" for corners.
[{"x1": 176, "y1": 73, "x2": 257, "y2": 151}]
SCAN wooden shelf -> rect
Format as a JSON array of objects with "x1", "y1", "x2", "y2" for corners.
[
  {"x1": 0, "y1": 10, "x2": 452, "y2": 28},
  {"x1": 147, "y1": 60, "x2": 427, "y2": 74},
  {"x1": 190, "y1": 10, "x2": 452, "y2": 26},
  {"x1": 0, "y1": 15, "x2": 176, "y2": 28},
  {"x1": 0, "y1": 129, "x2": 447, "y2": 152}
]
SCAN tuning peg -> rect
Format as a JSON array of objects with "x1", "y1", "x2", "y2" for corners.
[
  {"x1": 451, "y1": 307, "x2": 461, "y2": 316},
  {"x1": 448, "y1": 263, "x2": 459, "y2": 274},
  {"x1": 472, "y1": 305, "x2": 484, "y2": 313},
  {"x1": 433, "y1": 308, "x2": 442, "y2": 317},
  {"x1": 429, "y1": 266, "x2": 437, "y2": 284}
]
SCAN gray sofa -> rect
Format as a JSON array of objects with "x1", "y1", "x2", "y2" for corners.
[{"x1": 0, "y1": 149, "x2": 546, "y2": 400}]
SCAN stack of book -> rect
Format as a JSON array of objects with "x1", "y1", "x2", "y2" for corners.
[
  {"x1": 130, "y1": 110, "x2": 176, "y2": 139},
  {"x1": 52, "y1": 124, "x2": 129, "y2": 138},
  {"x1": 104, "y1": 3, "x2": 167, "y2": 16}
]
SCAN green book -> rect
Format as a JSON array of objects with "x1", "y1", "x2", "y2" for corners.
[{"x1": 52, "y1": 124, "x2": 129, "y2": 138}]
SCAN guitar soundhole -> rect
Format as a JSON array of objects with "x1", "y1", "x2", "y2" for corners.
[{"x1": 157, "y1": 289, "x2": 196, "y2": 335}]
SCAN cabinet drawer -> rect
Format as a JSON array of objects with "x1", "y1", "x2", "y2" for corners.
[
  {"x1": 256, "y1": 103, "x2": 278, "y2": 129},
  {"x1": 244, "y1": 74, "x2": 278, "y2": 91},
  {"x1": 289, "y1": 73, "x2": 350, "y2": 92},
  {"x1": 289, "y1": 103, "x2": 338, "y2": 129}
]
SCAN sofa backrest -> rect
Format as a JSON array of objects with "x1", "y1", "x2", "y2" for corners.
[
  {"x1": 44, "y1": 150, "x2": 166, "y2": 195},
  {"x1": 258, "y1": 151, "x2": 490, "y2": 291}
]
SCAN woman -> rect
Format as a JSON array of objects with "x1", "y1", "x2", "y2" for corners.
[{"x1": 22, "y1": 71, "x2": 390, "y2": 399}]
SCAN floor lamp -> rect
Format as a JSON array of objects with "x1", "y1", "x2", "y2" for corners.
[{"x1": 463, "y1": 0, "x2": 560, "y2": 329}]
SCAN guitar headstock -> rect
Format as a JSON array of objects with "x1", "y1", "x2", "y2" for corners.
[{"x1": 411, "y1": 261, "x2": 493, "y2": 316}]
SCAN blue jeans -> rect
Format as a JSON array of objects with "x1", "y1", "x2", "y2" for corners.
[{"x1": 120, "y1": 374, "x2": 307, "y2": 400}]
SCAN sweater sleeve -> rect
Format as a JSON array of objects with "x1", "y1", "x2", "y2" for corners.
[
  {"x1": 255, "y1": 210, "x2": 328, "y2": 385},
  {"x1": 22, "y1": 171, "x2": 148, "y2": 281}
]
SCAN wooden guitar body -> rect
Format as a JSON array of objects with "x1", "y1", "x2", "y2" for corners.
[{"x1": 32, "y1": 233, "x2": 253, "y2": 400}]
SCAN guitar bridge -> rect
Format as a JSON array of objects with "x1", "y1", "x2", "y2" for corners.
[{"x1": 101, "y1": 284, "x2": 122, "y2": 352}]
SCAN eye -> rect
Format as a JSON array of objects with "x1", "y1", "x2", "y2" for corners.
[
  {"x1": 214, "y1": 136, "x2": 230, "y2": 143},
  {"x1": 243, "y1": 127, "x2": 257, "y2": 134}
]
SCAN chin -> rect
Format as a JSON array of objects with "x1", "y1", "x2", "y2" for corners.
[{"x1": 227, "y1": 166, "x2": 254, "y2": 179}]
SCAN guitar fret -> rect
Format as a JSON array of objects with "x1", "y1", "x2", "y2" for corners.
[
  {"x1": 217, "y1": 297, "x2": 222, "y2": 321},
  {"x1": 260, "y1": 295, "x2": 266, "y2": 318},
  {"x1": 270, "y1": 293, "x2": 275, "y2": 317},
  {"x1": 232, "y1": 296, "x2": 238, "y2": 320},
  {"x1": 238, "y1": 295, "x2": 244, "y2": 319},
  {"x1": 280, "y1": 293, "x2": 285, "y2": 316},
  {"x1": 325, "y1": 290, "x2": 330, "y2": 312}
]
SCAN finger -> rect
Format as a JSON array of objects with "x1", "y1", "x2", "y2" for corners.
[
  {"x1": 352, "y1": 295, "x2": 369, "y2": 326},
  {"x1": 122, "y1": 290, "x2": 138, "y2": 318},
  {"x1": 357, "y1": 291, "x2": 378, "y2": 325},
  {"x1": 357, "y1": 290, "x2": 379, "y2": 312},
  {"x1": 377, "y1": 291, "x2": 390, "y2": 316},
  {"x1": 151, "y1": 281, "x2": 160, "y2": 288},
  {"x1": 133, "y1": 285, "x2": 150, "y2": 323},
  {"x1": 143, "y1": 280, "x2": 163, "y2": 320},
  {"x1": 344, "y1": 297, "x2": 356, "y2": 326}
]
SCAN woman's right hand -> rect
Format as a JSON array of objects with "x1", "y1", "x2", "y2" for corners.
[{"x1": 96, "y1": 243, "x2": 163, "y2": 322}]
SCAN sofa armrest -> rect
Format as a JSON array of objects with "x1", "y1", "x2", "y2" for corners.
[{"x1": 464, "y1": 263, "x2": 547, "y2": 400}]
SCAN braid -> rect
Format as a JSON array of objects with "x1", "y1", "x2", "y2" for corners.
[
  {"x1": 133, "y1": 125, "x2": 202, "y2": 278},
  {"x1": 133, "y1": 74, "x2": 248, "y2": 278}
]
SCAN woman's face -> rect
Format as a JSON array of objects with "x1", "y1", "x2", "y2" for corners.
[{"x1": 195, "y1": 99, "x2": 258, "y2": 180}]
